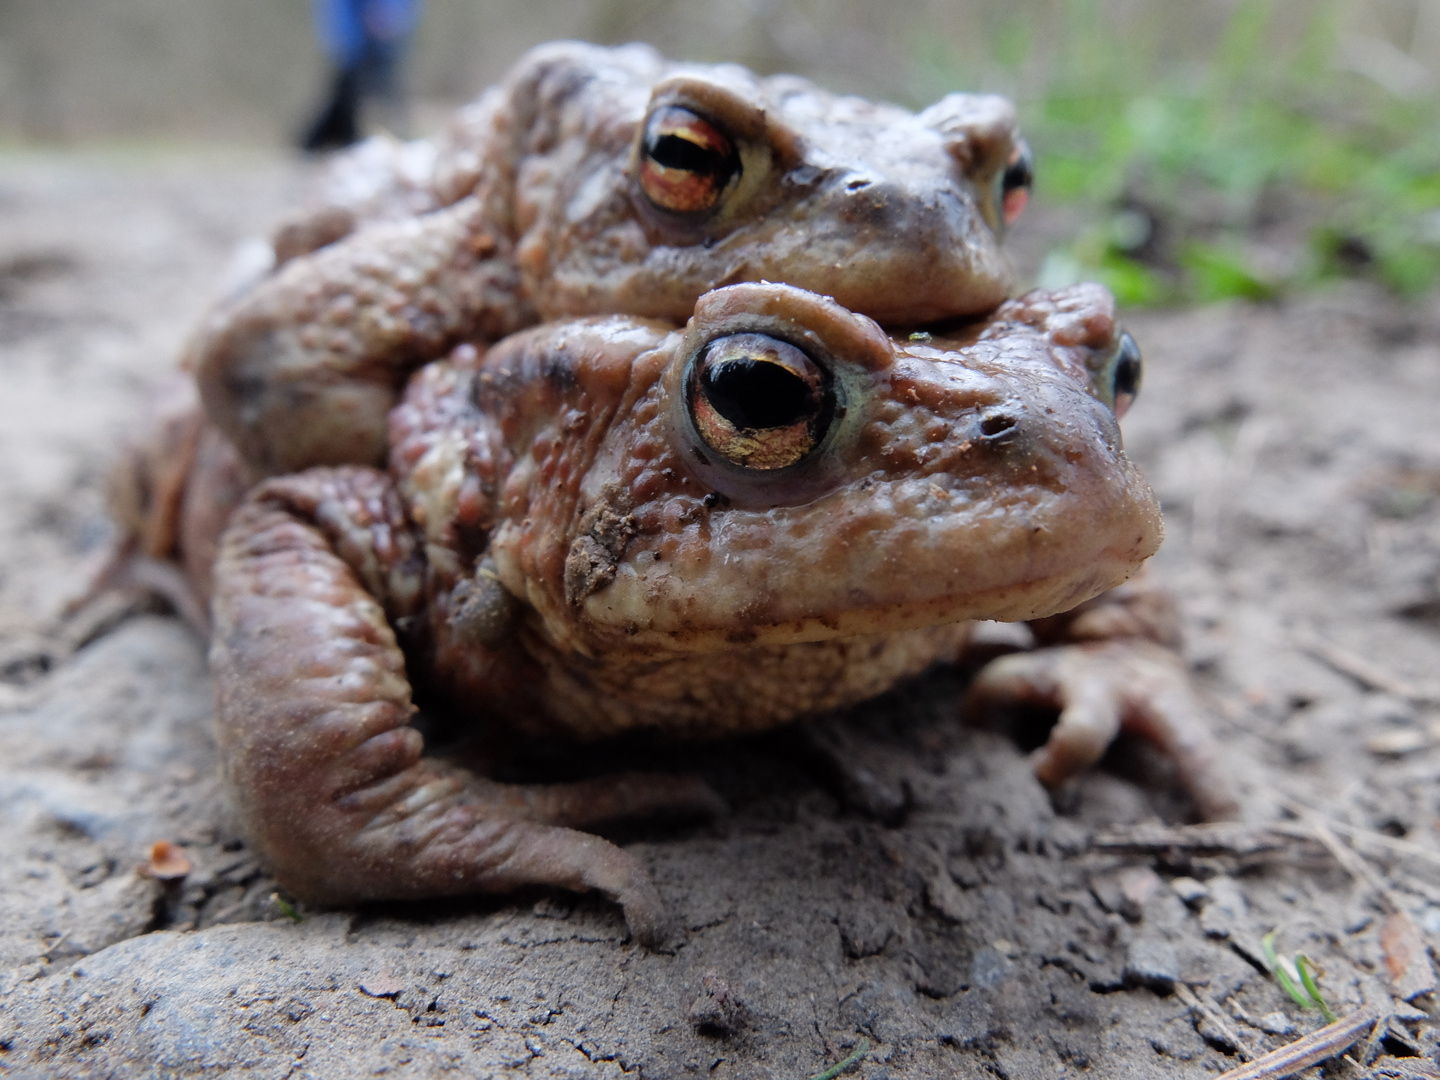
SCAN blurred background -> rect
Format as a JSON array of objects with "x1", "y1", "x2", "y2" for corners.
[{"x1": 0, "y1": 0, "x2": 1437, "y2": 303}]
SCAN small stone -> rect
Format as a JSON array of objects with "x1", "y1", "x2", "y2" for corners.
[
  {"x1": 838, "y1": 901, "x2": 902, "y2": 959},
  {"x1": 1199, "y1": 876, "x2": 1249, "y2": 940},
  {"x1": 1119, "y1": 866, "x2": 1163, "y2": 913},
  {"x1": 925, "y1": 865, "x2": 967, "y2": 923},
  {"x1": 1091, "y1": 865, "x2": 1162, "y2": 922},
  {"x1": 1170, "y1": 876, "x2": 1210, "y2": 908},
  {"x1": 937, "y1": 992, "x2": 997, "y2": 1050},
  {"x1": 1420, "y1": 906, "x2": 1440, "y2": 936},
  {"x1": 1391, "y1": 1003, "x2": 1432, "y2": 1024},
  {"x1": 1366, "y1": 728, "x2": 1429, "y2": 756},
  {"x1": 531, "y1": 895, "x2": 574, "y2": 920},
  {"x1": 686, "y1": 972, "x2": 741, "y2": 1036},
  {"x1": 1254, "y1": 1011, "x2": 1295, "y2": 1036},
  {"x1": 1123, "y1": 938, "x2": 1179, "y2": 994},
  {"x1": 970, "y1": 947, "x2": 1014, "y2": 990}
]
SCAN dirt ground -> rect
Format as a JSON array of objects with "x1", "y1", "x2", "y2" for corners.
[{"x1": 1, "y1": 148, "x2": 1439, "y2": 1079}]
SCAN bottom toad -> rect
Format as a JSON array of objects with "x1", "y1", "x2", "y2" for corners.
[{"x1": 163, "y1": 282, "x2": 1231, "y2": 944}]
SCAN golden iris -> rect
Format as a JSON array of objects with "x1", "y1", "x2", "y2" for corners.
[
  {"x1": 640, "y1": 106, "x2": 741, "y2": 214},
  {"x1": 688, "y1": 334, "x2": 832, "y2": 470}
]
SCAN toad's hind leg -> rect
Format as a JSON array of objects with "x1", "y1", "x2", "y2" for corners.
[
  {"x1": 210, "y1": 469, "x2": 704, "y2": 945},
  {"x1": 193, "y1": 197, "x2": 534, "y2": 478}
]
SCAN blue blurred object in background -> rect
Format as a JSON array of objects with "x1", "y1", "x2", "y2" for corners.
[{"x1": 301, "y1": 0, "x2": 425, "y2": 151}]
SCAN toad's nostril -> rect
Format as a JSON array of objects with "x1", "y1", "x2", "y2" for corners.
[
  {"x1": 980, "y1": 412, "x2": 1019, "y2": 439},
  {"x1": 846, "y1": 177, "x2": 873, "y2": 191}
]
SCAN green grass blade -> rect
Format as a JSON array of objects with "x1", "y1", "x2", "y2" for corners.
[{"x1": 809, "y1": 1038, "x2": 870, "y2": 1080}]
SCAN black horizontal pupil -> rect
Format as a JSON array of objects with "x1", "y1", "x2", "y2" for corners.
[
  {"x1": 1003, "y1": 154, "x2": 1032, "y2": 193},
  {"x1": 1114, "y1": 335, "x2": 1141, "y2": 398},
  {"x1": 702, "y1": 358, "x2": 812, "y2": 429},
  {"x1": 650, "y1": 133, "x2": 730, "y2": 179}
]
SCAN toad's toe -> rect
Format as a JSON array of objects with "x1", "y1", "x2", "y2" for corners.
[{"x1": 964, "y1": 640, "x2": 1239, "y2": 821}]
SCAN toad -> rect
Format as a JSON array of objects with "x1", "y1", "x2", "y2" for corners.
[
  {"x1": 191, "y1": 40, "x2": 1034, "y2": 478},
  {"x1": 205, "y1": 281, "x2": 1232, "y2": 944}
]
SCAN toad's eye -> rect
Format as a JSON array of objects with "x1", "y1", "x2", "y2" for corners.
[
  {"x1": 1099, "y1": 331, "x2": 1142, "y2": 418},
  {"x1": 640, "y1": 106, "x2": 741, "y2": 214},
  {"x1": 996, "y1": 139, "x2": 1033, "y2": 228},
  {"x1": 688, "y1": 334, "x2": 833, "y2": 470}
]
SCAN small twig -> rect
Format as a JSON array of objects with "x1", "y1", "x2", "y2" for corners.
[
  {"x1": 1297, "y1": 631, "x2": 1440, "y2": 705},
  {"x1": 1088, "y1": 817, "x2": 1440, "y2": 875},
  {"x1": 808, "y1": 1038, "x2": 869, "y2": 1080},
  {"x1": 39, "y1": 931, "x2": 70, "y2": 961},
  {"x1": 1275, "y1": 803, "x2": 1439, "y2": 999},
  {"x1": 1213, "y1": 1005, "x2": 1382, "y2": 1080},
  {"x1": 1277, "y1": 799, "x2": 1400, "y2": 914},
  {"x1": 1090, "y1": 821, "x2": 1327, "y2": 863},
  {"x1": 1354, "y1": 1014, "x2": 1388, "y2": 1069},
  {"x1": 1272, "y1": 810, "x2": 1440, "y2": 874},
  {"x1": 1174, "y1": 983, "x2": 1255, "y2": 1059}
]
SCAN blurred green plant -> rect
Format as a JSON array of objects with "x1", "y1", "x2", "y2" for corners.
[
  {"x1": 1261, "y1": 929, "x2": 1337, "y2": 1023},
  {"x1": 928, "y1": 0, "x2": 1440, "y2": 305}
]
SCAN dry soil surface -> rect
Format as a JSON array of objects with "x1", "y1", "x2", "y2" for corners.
[{"x1": 1, "y1": 150, "x2": 1439, "y2": 1079}]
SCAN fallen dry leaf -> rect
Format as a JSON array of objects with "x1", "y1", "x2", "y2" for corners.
[{"x1": 1381, "y1": 911, "x2": 1438, "y2": 1001}]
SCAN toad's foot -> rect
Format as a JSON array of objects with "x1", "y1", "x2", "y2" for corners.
[
  {"x1": 65, "y1": 381, "x2": 251, "y2": 638},
  {"x1": 963, "y1": 640, "x2": 1238, "y2": 821},
  {"x1": 210, "y1": 468, "x2": 715, "y2": 946}
]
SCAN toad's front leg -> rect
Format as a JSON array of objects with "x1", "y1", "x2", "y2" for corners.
[
  {"x1": 210, "y1": 468, "x2": 710, "y2": 944},
  {"x1": 966, "y1": 575, "x2": 1239, "y2": 821}
]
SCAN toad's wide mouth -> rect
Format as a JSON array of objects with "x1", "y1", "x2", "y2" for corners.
[{"x1": 571, "y1": 458, "x2": 1163, "y2": 653}]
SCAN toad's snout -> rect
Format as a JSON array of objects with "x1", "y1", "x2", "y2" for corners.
[{"x1": 810, "y1": 174, "x2": 1011, "y2": 324}]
